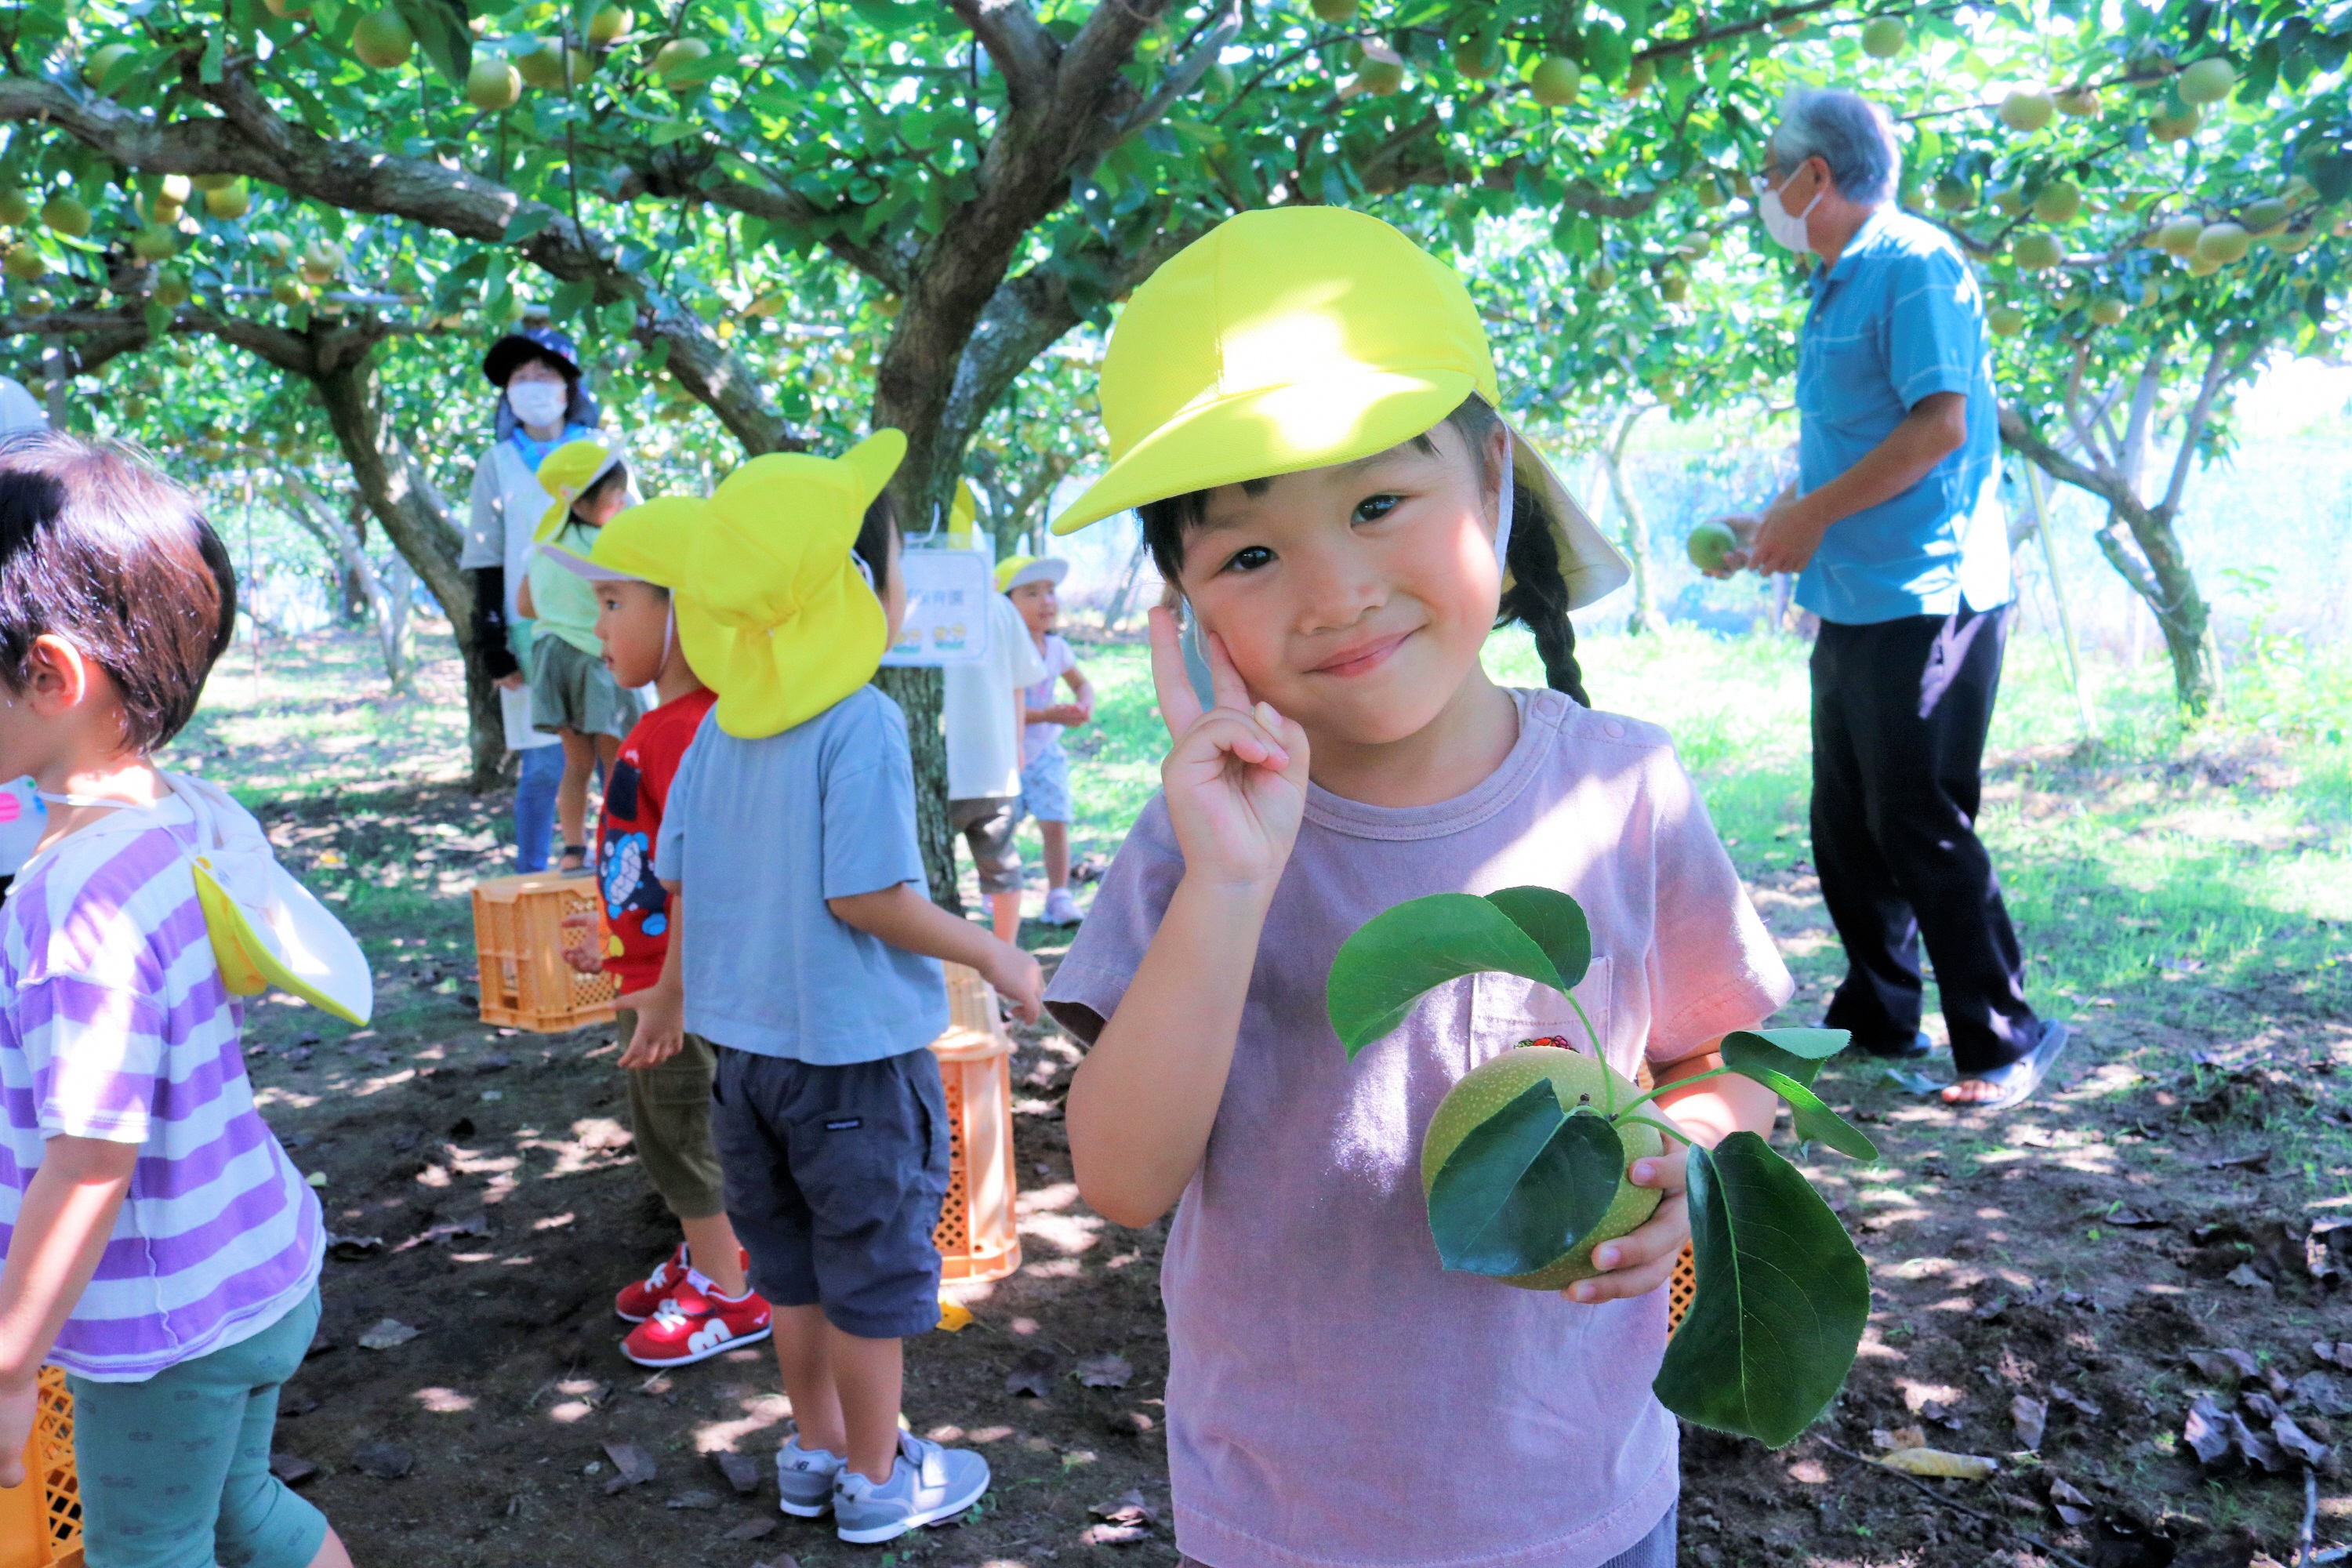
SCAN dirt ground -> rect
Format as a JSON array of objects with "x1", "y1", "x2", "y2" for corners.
[{"x1": 209, "y1": 739, "x2": 2347, "y2": 1568}]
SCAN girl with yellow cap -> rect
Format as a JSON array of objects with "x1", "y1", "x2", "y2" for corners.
[{"x1": 1044, "y1": 208, "x2": 1795, "y2": 1568}]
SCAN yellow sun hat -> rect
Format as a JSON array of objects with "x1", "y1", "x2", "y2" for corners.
[
  {"x1": 538, "y1": 495, "x2": 707, "y2": 590},
  {"x1": 677, "y1": 429, "x2": 904, "y2": 739},
  {"x1": 948, "y1": 478, "x2": 980, "y2": 546},
  {"x1": 1047, "y1": 207, "x2": 1629, "y2": 609},
  {"x1": 533, "y1": 437, "x2": 624, "y2": 543},
  {"x1": 994, "y1": 554, "x2": 1069, "y2": 594}
]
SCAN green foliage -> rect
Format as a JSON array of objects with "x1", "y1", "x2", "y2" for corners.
[
  {"x1": 1653, "y1": 1131, "x2": 1870, "y2": 1447},
  {"x1": 1425, "y1": 1080, "x2": 1624, "y2": 1276},
  {"x1": 1327, "y1": 884, "x2": 1877, "y2": 1446},
  {"x1": 1327, "y1": 887, "x2": 1592, "y2": 1055}
]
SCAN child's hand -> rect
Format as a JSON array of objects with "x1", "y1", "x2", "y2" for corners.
[
  {"x1": 1563, "y1": 1145, "x2": 1690, "y2": 1305},
  {"x1": 617, "y1": 984, "x2": 684, "y2": 1069},
  {"x1": 1041, "y1": 702, "x2": 1089, "y2": 728},
  {"x1": 983, "y1": 940, "x2": 1045, "y2": 1025},
  {"x1": 559, "y1": 910, "x2": 603, "y2": 975},
  {"x1": 0, "y1": 1376, "x2": 33, "y2": 1488},
  {"x1": 1148, "y1": 606, "x2": 1308, "y2": 895}
]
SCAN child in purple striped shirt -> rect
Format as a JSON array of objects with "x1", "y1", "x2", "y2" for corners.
[{"x1": 0, "y1": 434, "x2": 353, "y2": 1568}]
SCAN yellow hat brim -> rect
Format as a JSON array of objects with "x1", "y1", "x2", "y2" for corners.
[
  {"x1": 683, "y1": 575, "x2": 888, "y2": 739},
  {"x1": 585, "y1": 495, "x2": 705, "y2": 590},
  {"x1": 1050, "y1": 368, "x2": 1472, "y2": 535}
]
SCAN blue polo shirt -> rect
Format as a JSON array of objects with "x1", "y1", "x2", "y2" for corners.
[{"x1": 1794, "y1": 207, "x2": 2010, "y2": 625}]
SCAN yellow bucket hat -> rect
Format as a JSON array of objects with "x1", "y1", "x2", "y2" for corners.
[
  {"x1": 1048, "y1": 207, "x2": 1629, "y2": 610},
  {"x1": 994, "y1": 555, "x2": 1069, "y2": 593},
  {"x1": 677, "y1": 430, "x2": 904, "y2": 739},
  {"x1": 533, "y1": 437, "x2": 624, "y2": 543}
]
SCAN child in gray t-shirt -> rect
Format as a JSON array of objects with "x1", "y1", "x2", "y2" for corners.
[{"x1": 654, "y1": 433, "x2": 1041, "y2": 1544}]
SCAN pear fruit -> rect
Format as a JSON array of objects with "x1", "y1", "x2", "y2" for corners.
[
  {"x1": 2155, "y1": 215, "x2": 2203, "y2": 256},
  {"x1": 2241, "y1": 198, "x2": 2290, "y2": 237},
  {"x1": 352, "y1": 9, "x2": 415, "y2": 69},
  {"x1": 271, "y1": 275, "x2": 311, "y2": 307},
  {"x1": 300, "y1": 238, "x2": 344, "y2": 285},
  {"x1": 2032, "y1": 179, "x2": 2082, "y2": 224},
  {"x1": 2176, "y1": 56, "x2": 2234, "y2": 104},
  {"x1": 1695, "y1": 176, "x2": 1727, "y2": 210},
  {"x1": 587, "y1": 4, "x2": 633, "y2": 44},
  {"x1": 203, "y1": 178, "x2": 251, "y2": 220},
  {"x1": 1657, "y1": 268, "x2": 1689, "y2": 304},
  {"x1": 2013, "y1": 230, "x2": 2063, "y2": 270},
  {"x1": 1420, "y1": 1046, "x2": 1665, "y2": 1292},
  {"x1": 261, "y1": 0, "x2": 313, "y2": 19},
  {"x1": 3, "y1": 243, "x2": 45, "y2": 282},
  {"x1": 515, "y1": 42, "x2": 567, "y2": 89},
  {"x1": 131, "y1": 222, "x2": 179, "y2": 263},
  {"x1": 1452, "y1": 39, "x2": 1502, "y2": 79},
  {"x1": 1355, "y1": 56, "x2": 1404, "y2": 95},
  {"x1": 1584, "y1": 256, "x2": 1617, "y2": 290},
  {"x1": 0, "y1": 188, "x2": 31, "y2": 227},
  {"x1": 153, "y1": 266, "x2": 192, "y2": 307},
  {"x1": 468, "y1": 56, "x2": 521, "y2": 110},
  {"x1": 2150, "y1": 106, "x2": 2200, "y2": 141},
  {"x1": 1686, "y1": 520, "x2": 1738, "y2": 571},
  {"x1": 2194, "y1": 221, "x2": 2248, "y2": 264},
  {"x1": 192, "y1": 172, "x2": 238, "y2": 192},
  {"x1": 1990, "y1": 183, "x2": 2029, "y2": 217},
  {"x1": 84, "y1": 43, "x2": 139, "y2": 95},
  {"x1": 1860, "y1": 17, "x2": 1909, "y2": 57},
  {"x1": 40, "y1": 196, "x2": 91, "y2": 238},
  {"x1": 1310, "y1": 0, "x2": 1357, "y2": 22},
  {"x1": 2185, "y1": 250, "x2": 2222, "y2": 278},
  {"x1": 1987, "y1": 303, "x2": 2027, "y2": 336},
  {"x1": 1999, "y1": 89, "x2": 2055, "y2": 132},
  {"x1": 1529, "y1": 56, "x2": 1581, "y2": 106},
  {"x1": 2054, "y1": 85, "x2": 2100, "y2": 117},
  {"x1": 1623, "y1": 57, "x2": 1655, "y2": 96},
  {"x1": 2088, "y1": 296, "x2": 2126, "y2": 325},
  {"x1": 653, "y1": 38, "x2": 714, "y2": 90}
]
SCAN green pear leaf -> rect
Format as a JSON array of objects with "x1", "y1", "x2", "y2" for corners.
[
  {"x1": 1722, "y1": 1028, "x2": 1847, "y2": 1089},
  {"x1": 1482, "y1": 885, "x2": 1592, "y2": 993},
  {"x1": 1327, "y1": 892, "x2": 1565, "y2": 1057},
  {"x1": 1653, "y1": 1131, "x2": 1870, "y2": 1447},
  {"x1": 1426, "y1": 1080, "x2": 1623, "y2": 1276},
  {"x1": 1726, "y1": 1064, "x2": 1880, "y2": 1161}
]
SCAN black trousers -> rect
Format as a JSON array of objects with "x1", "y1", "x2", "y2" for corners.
[{"x1": 1810, "y1": 605, "x2": 2036, "y2": 1074}]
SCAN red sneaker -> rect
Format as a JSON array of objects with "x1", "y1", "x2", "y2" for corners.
[
  {"x1": 614, "y1": 1243, "x2": 691, "y2": 1324},
  {"x1": 622, "y1": 1278, "x2": 774, "y2": 1367}
]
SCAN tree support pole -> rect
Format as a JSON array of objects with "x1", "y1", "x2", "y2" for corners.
[{"x1": 2023, "y1": 463, "x2": 2096, "y2": 742}]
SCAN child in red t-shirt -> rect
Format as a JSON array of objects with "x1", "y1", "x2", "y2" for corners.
[{"x1": 548, "y1": 515, "x2": 771, "y2": 1367}]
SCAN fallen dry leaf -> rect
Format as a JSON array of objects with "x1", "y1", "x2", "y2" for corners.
[
  {"x1": 2292, "y1": 1370, "x2": 2350, "y2": 1417},
  {"x1": 723, "y1": 1519, "x2": 779, "y2": 1542},
  {"x1": 664, "y1": 1490, "x2": 721, "y2": 1510},
  {"x1": 601, "y1": 1440, "x2": 656, "y2": 1494},
  {"x1": 269, "y1": 1454, "x2": 319, "y2": 1487},
  {"x1": 2047, "y1": 1475, "x2": 2094, "y2": 1527},
  {"x1": 2186, "y1": 1348, "x2": 2260, "y2": 1385},
  {"x1": 350, "y1": 1440, "x2": 412, "y2": 1479},
  {"x1": 2049, "y1": 1384, "x2": 2105, "y2": 1421},
  {"x1": 356, "y1": 1318, "x2": 419, "y2": 1351},
  {"x1": 713, "y1": 1450, "x2": 760, "y2": 1495},
  {"x1": 2011, "y1": 1394, "x2": 2048, "y2": 1451},
  {"x1": 1082, "y1": 1524, "x2": 1152, "y2": 1547},
  {"x1": 1878, "y1": 1447, "x2": 2000, "y2": 1480},
  {"x1": 2271, "y1": 1413, "x2": 2331, "y2": 1469},
  {"x1": 2223, "y1": 1262, "x2": 2269, "y2": 1290},
  {"x1": 1871, "y1": 1425, "x2": 1929, "y2": 1451},
  {"x1": 1089, "y1": 1489, "x2": 1159, "y2": 1526},
  {"x1": 1077, "y1": 1353, "x2": 1134, "y2": 1389},
  {"x1": 1004, "y1": 1347, "x2": 1058, "y2": 1399},
  {"x1": 2184, "y1": 1396, "x2": 2233, "y2": 1465}
]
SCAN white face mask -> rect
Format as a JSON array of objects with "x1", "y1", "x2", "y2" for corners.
[
  {"x1": 1758, "y1": 175, "x2": 1824, "y2": 253},
  {"x1": 507, "y1": 379, "x2": 568, "y2": 429}
]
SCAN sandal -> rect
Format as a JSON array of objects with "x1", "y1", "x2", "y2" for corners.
[
  {"x1": 1943, "y1": 1021, "x2": 2071, "y2": 1112},
  {"x1": 557, "y1": 844, "x2": 590, "y2": 876}
]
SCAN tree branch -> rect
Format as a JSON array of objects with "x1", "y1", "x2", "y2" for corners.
[
  {"x1": 2118, "y1": 346, "x2": 2164, "y2": 496},
  {"x1": 2158, "y1": 332, "x2": 2240, "y2": 517},
  {"x1": 948, "y1": 0, "x2": 1058, "y2": 111}
]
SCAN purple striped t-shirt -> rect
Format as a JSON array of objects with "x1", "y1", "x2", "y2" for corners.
[{"x1": 0, "y1": 796, "x2": 322, "y2": 1381}]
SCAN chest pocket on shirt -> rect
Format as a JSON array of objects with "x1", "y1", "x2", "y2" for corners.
[{"x1": 1471, "y1": 956, "x2": 1613, "y2": 1071}]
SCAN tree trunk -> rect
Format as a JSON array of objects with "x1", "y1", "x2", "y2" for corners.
[
  {"x1": 2095, "y1": 502, "x2": 2219, "y2": 713},
  {"x1": 1599, "y1": 408, "x2": 1664, "y2": 636},
  {"x1": 307, "y1": 332, "x2": 508, "y2": 785},
  {"x1": 875, "y1": 666, "x2": 960, "y2": 914}
]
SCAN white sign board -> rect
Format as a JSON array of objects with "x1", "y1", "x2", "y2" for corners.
[{"x1": 881, "y1": 546, "x2": 993, "y2": 666}]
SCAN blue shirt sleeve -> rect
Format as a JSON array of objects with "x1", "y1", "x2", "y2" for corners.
[
  {"x1": 818, "y1": 691, "x2": 929, "y2": 902},
  {"x1": 1884, "y1": 249, "x2": 1984, "y2": 409},
  {"x1": 652, "y1": 720, "x2": 702, "y2": 883}
]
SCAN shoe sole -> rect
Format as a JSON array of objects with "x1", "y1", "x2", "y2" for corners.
[
  {"x1": 1966, "y1": 1022, "x2": 2071, "y2": 1112},
  {"x1": 619, "y1": 1323, "x2": 774, "y2": 1369},
  {"x1": 778, "y1": 1494, "x2": 833, "y2": 1519},
  {"x1": 614, "y1": 1306, "x2": 652, "y2": 1324},
  {"x1": 833, "y1": 1475, "x2": 990, "y2": 1544}
]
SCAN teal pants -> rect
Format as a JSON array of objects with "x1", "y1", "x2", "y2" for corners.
[{"x1": 67, "y1": 1287, "x2": 328, "y2": 1568}]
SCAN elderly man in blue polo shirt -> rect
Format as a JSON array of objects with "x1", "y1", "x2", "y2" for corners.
[{"x1": 1723, "y1": 87, "x2": 2067, "y2": 1110}]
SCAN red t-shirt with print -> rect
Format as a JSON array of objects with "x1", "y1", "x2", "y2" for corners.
[{"x1": 593, "y1": 687, "x2": 717, "y2": 994}]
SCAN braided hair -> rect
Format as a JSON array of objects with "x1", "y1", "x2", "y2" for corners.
[{"x1": 1137, "y1": 394, "x2": 1589, "y2": 706}]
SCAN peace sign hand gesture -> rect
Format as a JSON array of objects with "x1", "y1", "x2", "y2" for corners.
[{"x1": 1148, "y1": 607, "x2": 1310, "y2": 896}]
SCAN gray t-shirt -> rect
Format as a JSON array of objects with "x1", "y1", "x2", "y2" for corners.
[
  {"x1": 656, "y1": 686, "x2": 947, "y2": 1063},
  {"x1": 1046, "y1": 688, "x2": 1792, "y2": 1568}
]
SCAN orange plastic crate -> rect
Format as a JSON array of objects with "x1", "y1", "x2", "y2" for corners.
[
  {"x1": 470, "y1": 873, "x2": 619, "y2": 1033},
  {"x1": 0, "y1": 1367, "x2": 82, "y2": 1568},
  {"x1": 931, "y1": 965, "x2": 1022, "y2": 1285}
]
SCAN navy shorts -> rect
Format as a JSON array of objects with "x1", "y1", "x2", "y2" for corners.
[{"x1": 710, "y1": 1046, "x2": 950, "y2": 1339}]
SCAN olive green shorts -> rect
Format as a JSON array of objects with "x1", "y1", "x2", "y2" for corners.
[
  {"x1": 530, "y1": 633, "x2": 642, "y2": 740},
  {"x1": 616, "y1": 1007, "x2": 727, "y2": 1221}
]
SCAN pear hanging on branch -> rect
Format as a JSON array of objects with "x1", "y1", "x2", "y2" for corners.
[{"x1": 1327, "y1": 885, "x2": 1876, "y2": 1449}]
